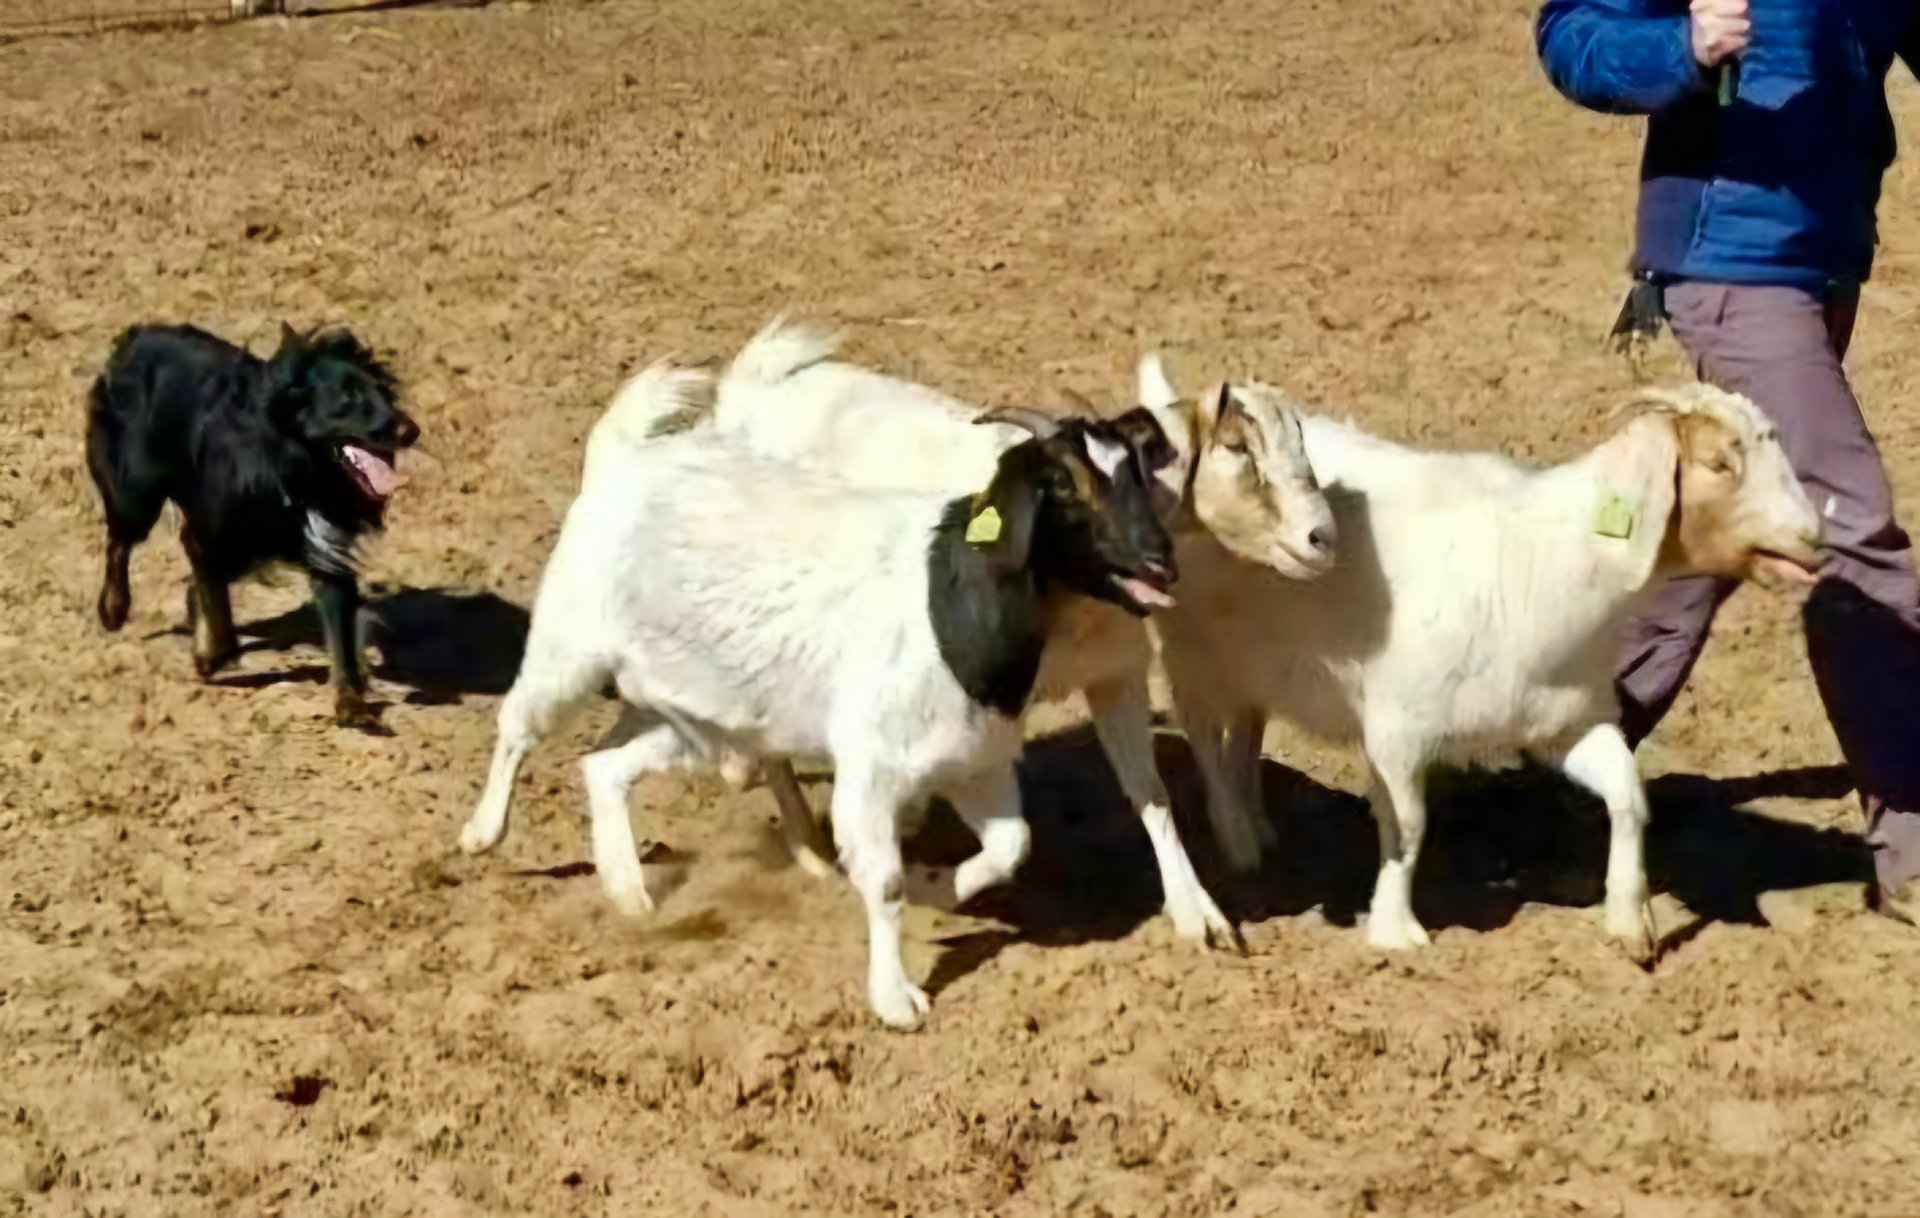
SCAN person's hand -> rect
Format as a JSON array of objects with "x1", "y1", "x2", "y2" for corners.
[{"x1": 1690, "y1": 0, "x2": 1750, "y2": 68}]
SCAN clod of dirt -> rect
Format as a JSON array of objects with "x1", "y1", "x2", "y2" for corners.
[{"x1": 274, "y1": 1076, "x2": 333, "y2": 1108}]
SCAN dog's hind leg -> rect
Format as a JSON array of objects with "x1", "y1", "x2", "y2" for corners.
[
  {"x1": 180, "y1": 525, "x2": 239, "y2": 679},
  {"x1": 312, "y1": 572, "x2": 376, "y2": 730},
  {"x1": 99, "y1": 537, "x2": 135, "y2": 633},
  {"x1": 87, "y1": 410, "x2": 162, "y2": 634}
]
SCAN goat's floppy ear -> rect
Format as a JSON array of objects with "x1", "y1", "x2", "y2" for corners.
[
  {"x1": 967, "y1": 456, "x2": 1046, "y2": 575},
  {"x1": 1198, "y1": 383, "x2": 1252, "y2": 449},
  {"x1": 1591, "y1": 406, "x2": 1685, "y2": 585}
]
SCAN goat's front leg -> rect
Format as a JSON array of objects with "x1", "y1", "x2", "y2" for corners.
[
  {"x1": 311, "y1": 572, "x2": 376, "y2": 729},
  {"x1": 832, "y1": 762, "x2": 927, "y2": 1030},
  {"x1": 1087, "y1": 675, "x2": 1239, "y2": 950},
  {"x1": 906, "y1": 764, "x2": 1029, "y2": 910},
  {"x1": 1363, "y1": 736, "x2": 1432, "y2": 951},
  {"x1": 1183, "y1": 706, "x2": 1272, "y2": 873},
  {"x1": 1552, "y1": 722, "x2": 1656, "y2": 962}
]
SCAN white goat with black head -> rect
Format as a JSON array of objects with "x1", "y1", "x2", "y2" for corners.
[
  {"x1": 458, "y1": 359, "x2": 1178, "y2": 1028},
  {"x1": 1148, "y1": 368, "x2": 1825, "y2": 959},
  {"x1": 710, "y1": 319, "x2": 1336, "y2": 949}
]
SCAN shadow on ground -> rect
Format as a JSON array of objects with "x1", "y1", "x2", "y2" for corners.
[
  {"x1": 228, "y1": 583, "x2": 530, "y2": 704},
  {"x1": 920, "y1": 729, "x2": 1871, "y2": 995}
]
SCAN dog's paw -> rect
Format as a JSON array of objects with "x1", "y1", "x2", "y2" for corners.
[
  {"x1": 97, "y1": 588, "x2": 130, "y2": 633},
  {"x1": 334, "y1": 694, "x2": 388, "y2": 734},
  {"x1": 192, "y1": 647, "x2": 238, "y2": 680}
]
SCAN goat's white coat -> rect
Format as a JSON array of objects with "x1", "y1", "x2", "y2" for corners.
[
  {"x1": 461, "y1": 363, "x2": 1065, "y2": 1028},
  {"x1": 1154, "y1": 378, "x2": 1822, "y2": 956},
  {"x1": 709, "y1": 320, "x2": 1334, "y2": 949}
]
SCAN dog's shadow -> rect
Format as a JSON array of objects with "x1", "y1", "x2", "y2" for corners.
[
  {"x1": 918, "y1": 729, "x2": 1871, "y2": 996},
  {"x1": 202, "y1": 584, "x2": 529, "y2": 704}
]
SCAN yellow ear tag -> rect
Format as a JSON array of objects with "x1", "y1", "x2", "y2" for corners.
[
  {"x1": 1595, "y1": 491, "x2": 1635, "y2": 540},
  {"x1": 966, "y1": 505, "x2": 1003, "y2": 546}
]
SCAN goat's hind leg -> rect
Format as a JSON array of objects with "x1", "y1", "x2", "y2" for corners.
[
  {"x1": 1552, "y1": 723, "x2": 1656, "y2": 962},
  {"x1": 459, "y1": 653, "x2": 605, "y2": 855},
  {"x1": 581, "y1": 708, "x2": 699, "y2": 917},
  {"x1": 767, "y1": 760, "x2": 837, "y2": 880}
]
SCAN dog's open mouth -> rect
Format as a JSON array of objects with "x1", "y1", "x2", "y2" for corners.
[
  {"x1": 340, "y1": 444, "x2": 400, "y2": 504},
  {"x1": 1109, "y1": 565, "x2": 1177, "y2": 612}
]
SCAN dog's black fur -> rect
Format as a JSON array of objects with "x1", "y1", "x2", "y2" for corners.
[{"x1": 85, "y1": 322, "x2": 419, "y2": 728}]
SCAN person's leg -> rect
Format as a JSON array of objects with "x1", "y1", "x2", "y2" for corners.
[
  {"x1": 1613, "y1": 282, "x2": 1744, "y2": 746},
  {"x1": 1656, "y1": 283, "x2": 1920, "y2": 906},
  {"x1": 1615, "y1": 572, "x2": 1736, "y2": 747}
]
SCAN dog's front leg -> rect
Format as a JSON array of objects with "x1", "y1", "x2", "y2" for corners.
[
  {"x1": 312, "y1": 573, "x2": 378, "y2": 730},
  {"x1": 182, "y1": 530, "x2": 238, "y2": 678}
]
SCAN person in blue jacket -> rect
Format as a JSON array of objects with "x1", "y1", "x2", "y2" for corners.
[{"x1": 1536, "y1": 0, "x2": 1920, "y2": 925}]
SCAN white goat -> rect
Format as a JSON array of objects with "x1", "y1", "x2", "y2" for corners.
[
  {"x1": 1150, "y1": 373, "x2": 1824, "y2": 959},
  {"x1": 458, "y1": 360, "x2": 1179, "y2": 1028},
  {"x1": 709, "y1": 319, "x2": 1337, "y2": 949}
]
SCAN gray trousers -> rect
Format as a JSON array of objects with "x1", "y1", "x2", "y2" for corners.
[{"x1": 1616, "y1": 282, "x2": 1920, "y2": 894}]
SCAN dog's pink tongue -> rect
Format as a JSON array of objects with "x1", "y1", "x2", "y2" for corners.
[{"x1": 344, "y1": 445, "x2": 399, "y2": 499}]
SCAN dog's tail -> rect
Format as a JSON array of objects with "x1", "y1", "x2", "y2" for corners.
[{"x1": 585, "y1": 359, "x2": 715, "y2": 473}]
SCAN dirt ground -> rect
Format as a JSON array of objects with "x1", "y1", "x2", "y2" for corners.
[{"x1": 5, "y1": 0, "x2": 1920, "y2": 1213}]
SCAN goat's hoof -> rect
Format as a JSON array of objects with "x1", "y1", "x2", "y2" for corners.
[
  {"x1": 1169, "y1": 898, "x2": 1243, "y2": 954},
  {"x1": 791, "y1": 844, "x2": 837, "y2": 881},
  {"x1": 1366, "y1": 917, "x2": 1431, "y2": 952},
  {"x1": 870, "y1": 978, "x2": 931, "y2": 1030},
  {"x1": 1606, "y1": 903, "x2": 1659, "y2": 965},
  {"x1": 602, "y1": 880, "x2": 656, "y2": 918},
  {"x1": 458, "y1": 820, "x2": 503, "y2": 856}
]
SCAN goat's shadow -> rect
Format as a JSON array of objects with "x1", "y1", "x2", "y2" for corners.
[
  {"x1": 189, "y1": 583, "x2": 530, "y2": 704},
  {"x1": 918, "y1": 729, "x2": 1871, "y2": 997}
]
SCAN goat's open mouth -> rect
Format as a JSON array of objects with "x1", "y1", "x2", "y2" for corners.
[
  {"x1": 1109, "y1": 565, "x2": 1177, "y2": 612},
  {"x1": 338, "y1": 444, "x2": 400, "y2": 505},
  {"x1": 1755, "y1": 543, "x2": 1825, "y2": 575}
]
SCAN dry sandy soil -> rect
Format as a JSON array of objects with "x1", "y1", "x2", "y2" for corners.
[{"x1": 5, "y1": 0, "x2": 1920, "y2": 1214}]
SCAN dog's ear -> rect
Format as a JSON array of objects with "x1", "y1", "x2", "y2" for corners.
[{"x1": 274, "y1": 323, "x2": 306, "y2": 361}]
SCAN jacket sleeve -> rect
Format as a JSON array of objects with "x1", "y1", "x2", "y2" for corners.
[{"x1": 1536, "y1": 0, "x2": 1706, "y2": 114}]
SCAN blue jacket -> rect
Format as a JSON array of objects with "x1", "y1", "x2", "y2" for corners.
[{"x1": 1536, "y1": 0, "x2": 1919, "y2": 289}]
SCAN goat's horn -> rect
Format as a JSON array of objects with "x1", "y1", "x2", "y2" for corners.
[
  {"x1": 1058, "y1": 386, "x2": 1098, "y2": 415},
  {"x1": 977, "y1": 406, "x2": 1061, "y2": 437}
]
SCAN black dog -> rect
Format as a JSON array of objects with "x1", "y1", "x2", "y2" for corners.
[{"x1": 85, "y1": 323, "x2": 419, "y2": 728}]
